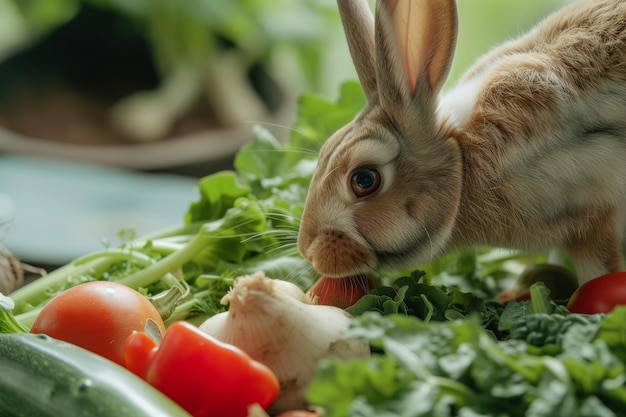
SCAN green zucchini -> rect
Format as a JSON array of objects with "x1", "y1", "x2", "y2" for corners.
[{"x1": 0, "y1": 333, "x2": 192, "y2": 417}]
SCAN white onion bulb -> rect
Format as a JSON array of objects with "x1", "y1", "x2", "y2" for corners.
[{"x1": 199, "y1": 271, "x2": 370, "y2": 413}]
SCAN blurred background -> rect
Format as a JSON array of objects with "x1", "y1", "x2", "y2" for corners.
[{"x1": 0, "y1": 0, "x2": 572, "y2": 272}]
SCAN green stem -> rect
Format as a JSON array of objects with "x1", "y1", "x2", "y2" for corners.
[
  {"x1": 529, "y1": 282, "x2": 553, "y2": 314},
  {"x1": 10, "y1": 247, "x2": 173, "y2": 310},
  {"x1": 74, "y1": 249, "x2": 154, "y2": 269},
  {"x1": 10, "y1": 257, "x2": 114, "y2": 310},
  {"x1": 10, "y1": 248, "x2": 182, "y2": 325},
  {"x1": 13, "y1": 309, "x2": 38, "y2": 329},
  {"x1": 138, "y1": 240, "x2": 186, "y2": 254},
  {"x1": 117, "y1": 227, "x2": 214, "y2": 288},
  {"x1": 137, "y1": 222, "x2": 201, "y2": 241},
  {"x1": 164, "y1": 289, "x2": 217, "y2": 325},
  {"x1": 149, "y1": 285, "x2": 186, "y2": 320},
  {"x1": 10, "y1": 220, "x2": 222, "y2": 326}
]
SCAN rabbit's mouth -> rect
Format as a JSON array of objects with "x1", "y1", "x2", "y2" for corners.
[{"x1": 303, "y1": 229, "x2": 378, "y2": 278}]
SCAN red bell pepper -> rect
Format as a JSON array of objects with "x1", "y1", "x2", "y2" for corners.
[{"x1": 125, "y1": 321, "x2": 279, "y2": 417}]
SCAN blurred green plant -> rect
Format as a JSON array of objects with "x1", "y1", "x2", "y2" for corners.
[
  {"x1": 7, "y1": 0, "x2": 341, "y2": 80},
  {"x1": 0, "y1": 0, "x2": 342, "y2": 141}
]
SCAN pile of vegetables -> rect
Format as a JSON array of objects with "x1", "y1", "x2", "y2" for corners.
[
  {"x1": 1, "y1": 273, "x2": 365, "y2": 416},
  {"x1": 2, "y1": 81, "x2": 626, "y2": 416}
]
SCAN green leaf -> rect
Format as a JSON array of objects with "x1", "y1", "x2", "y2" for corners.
[
  {"x1": 288, "y1": 81, "x2": 366, "y2": 160},
  {"x1": 0, "y1": 293, "x2": 28, "y2": 333},
  {"x1": 12, "y1": 0, "x2": 79, "y2": 32},
  {"x1": 595, "y1": 306, "x2": 626, "y2": 364},
  {"x1": 307, "y1": 355, "x2": 411, "y2": 417},
  {"x1": 233, "y1": 125, "x2": 284, "y2": 189},
  {"x1": 185, "y1": 171, "x2": 251, "y2": 223},
  {"x1": 579, "y1": 397, "x2": 618, "y2": 417},
  {"x1": 346, "y1": 271, "x2": 498, "y2": 329}
]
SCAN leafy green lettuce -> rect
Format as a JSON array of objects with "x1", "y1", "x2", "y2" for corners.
[
  {"x1": 308, "y1": 308, "x2": 626, "y2": 417},
  {"x1": 308, "y1": 273, "x2": 626, "y2": 417}
]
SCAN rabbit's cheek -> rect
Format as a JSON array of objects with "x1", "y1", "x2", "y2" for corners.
[{"x1": 360, "y1": 205, "x2": 450, "y2": 268}]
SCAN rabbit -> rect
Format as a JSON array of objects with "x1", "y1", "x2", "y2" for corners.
[{"x1": 297, "y1": 0, "x2": 626, "y2": 284}]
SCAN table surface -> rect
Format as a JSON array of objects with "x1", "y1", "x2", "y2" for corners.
[{"x1": 0, "y1": 155, "x2": 199, "y2": 266}]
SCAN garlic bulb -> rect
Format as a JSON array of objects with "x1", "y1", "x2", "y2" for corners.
[{"x1": 199, "y1": 271, "x2": 370, "y2": 413}]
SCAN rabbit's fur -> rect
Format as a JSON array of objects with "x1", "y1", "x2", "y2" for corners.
[{"x1": 298, "y1": 0, "x2": 626, "y2": 283}]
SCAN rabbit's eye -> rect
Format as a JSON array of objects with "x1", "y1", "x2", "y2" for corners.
[{"x1": 350, "y1": 168, "x2": 381, "y2": 198}]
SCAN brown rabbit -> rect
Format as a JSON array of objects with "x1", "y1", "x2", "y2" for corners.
[{"x1": 297, "y1": 0, "x2": 626, "y2": 284}]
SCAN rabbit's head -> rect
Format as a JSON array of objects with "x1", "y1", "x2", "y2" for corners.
[{"x1": 297, "y1": 0, "x2": 464, "y2": 277}]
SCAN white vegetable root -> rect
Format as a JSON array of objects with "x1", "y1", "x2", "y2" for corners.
[{"x1": 199, "y1": 271, "x2": 370, "y2": 413}]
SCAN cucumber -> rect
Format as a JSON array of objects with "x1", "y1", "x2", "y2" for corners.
[{"x1": 0, "y1": 333, "x2": 192, "y2": 417}]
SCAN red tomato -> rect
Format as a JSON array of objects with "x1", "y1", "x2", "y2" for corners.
[
  {"x1": 31, "y1": 281, "x2": 165, "y2": 366},
  {"x1": 307, "y1": 275, "x2": 377, "y2": 309},
  {"x1": 567, "y1": 272, "x2": 626, "y2": 314}
]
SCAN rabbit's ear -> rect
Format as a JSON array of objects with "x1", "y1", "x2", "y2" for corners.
[
  {"x1": 375, "y1": 0, "x2": 458, "y2": 116},
  {"x1": 338, "y1": 0, "x2": 378, "y2": 101}
]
